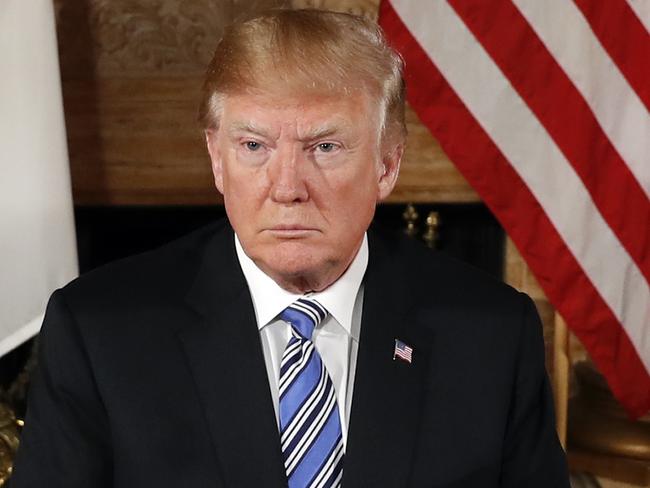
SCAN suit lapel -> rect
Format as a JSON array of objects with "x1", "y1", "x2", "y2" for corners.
[
  {"x1": 178, "y1": 228, "x2": 287, "y2": 487},
  {"x1": 343, "y1": 230, "x2": 433, "y2": 487}
]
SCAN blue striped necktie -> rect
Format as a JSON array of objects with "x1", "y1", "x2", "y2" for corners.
[{"x1": 278, "y1": 297, "x2": 344, "y2": 488}]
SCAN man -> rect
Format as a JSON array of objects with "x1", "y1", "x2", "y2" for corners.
[{"x1": 11, "y1": 8, "x2": 569, "y2": 488}]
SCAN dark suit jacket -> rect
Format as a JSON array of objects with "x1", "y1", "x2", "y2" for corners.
[{"x1": 11, "y1": 219, "x2": 569, "y2": 487}]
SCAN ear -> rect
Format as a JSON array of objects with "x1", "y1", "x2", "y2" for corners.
[
  {"x1": 205, "y1": 129, "x2": 224, "y2": 194},
  {"x1": 377, "y1": 142, "x2": 403, "y2": 201}
]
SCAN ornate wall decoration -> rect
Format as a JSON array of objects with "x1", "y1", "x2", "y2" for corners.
[{"x1": 55, "y1": 0, "x2": 283, "y2": 76}]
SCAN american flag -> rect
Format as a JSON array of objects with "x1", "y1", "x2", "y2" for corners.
[
  {"x1": 380, "y1": 0, "x2": 650, "y2": 417},
  {"x1": 394, "y1": 339, "x2": 413, "y2": 364}
]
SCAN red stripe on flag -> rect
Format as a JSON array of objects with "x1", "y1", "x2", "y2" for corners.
[
  {"x1": 379, "y1": 0, "x2": 650, "y2": 418},
  {"x1": 447, "y1": 0, "x2": 650, "y2": 286},
  {"x1": 573, "y1": 0, "x2": 650, "y2": 111}
]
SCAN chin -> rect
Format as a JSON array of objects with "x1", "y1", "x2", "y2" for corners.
[
  {"x1": 269, "y1": 251, "x2": 328, "y2": 278},
  {"x1": 259, "y1": 243, "x2": 337, "y2": 285}
]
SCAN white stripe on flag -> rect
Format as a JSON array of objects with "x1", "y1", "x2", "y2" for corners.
[
  {"x1": 513, "y1": 0, "x2": 650, "y2": 198},
  {"x1": 389, "y1": 0, "x2": 650, "y2": 371}
]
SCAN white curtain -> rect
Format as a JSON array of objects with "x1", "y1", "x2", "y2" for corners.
[{"x1": 0, "y1": 0, "x2": 78, "y2": 356}]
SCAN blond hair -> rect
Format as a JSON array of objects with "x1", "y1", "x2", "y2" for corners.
[{"x1": 198, "y1": 8, "x2": 406, "y2": 145}]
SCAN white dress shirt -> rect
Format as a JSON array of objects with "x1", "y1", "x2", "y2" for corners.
[{"x1": 234, "y1": 234, "x2": 368, "y2": 449}]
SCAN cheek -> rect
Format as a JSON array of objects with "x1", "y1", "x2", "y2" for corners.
[
  {"x1": 343, "y1": 164, "x2": 380, "y2": 204},
  {"x1": 223, "y1": 158, "x2": 268, "y2": 201},
  {"x1": 326, "y1": 169, "x2": 379, "y2": 231},
  {"x1": 222, "y1": 164, "x2": 269, "y2": 234}
]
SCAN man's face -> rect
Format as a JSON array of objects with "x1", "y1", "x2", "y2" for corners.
[{"x1": 206, "y1": 90, "x2": 401, "y2": 292}]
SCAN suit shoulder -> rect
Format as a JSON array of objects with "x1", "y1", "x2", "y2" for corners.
[
  {"x1": 371, "y1": 226, "x2": 525, "y2": 309},
  {"x1": 60, "y1": 219, "x2": 230, "y2": 309}
]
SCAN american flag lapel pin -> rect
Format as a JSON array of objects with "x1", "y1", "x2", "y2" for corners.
[{"x1": 393, "y1": 338, "x2": 413, "y2": 364}]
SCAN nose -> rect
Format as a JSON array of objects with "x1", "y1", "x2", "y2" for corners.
[{"x1": 268, "y1": 146, "x2": 309, "y2": 203}]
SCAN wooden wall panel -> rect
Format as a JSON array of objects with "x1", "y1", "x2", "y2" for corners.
[{"x1": 63, "y1": 77, "x2": 215, "y2": 204}]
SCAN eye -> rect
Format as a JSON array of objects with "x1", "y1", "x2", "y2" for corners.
[
  {"x1": 244, "y1": 141, "x2": 262, "y2": 151},
  {"x1": 315, "y1": 142, "x2": 338, "y2": 153}
]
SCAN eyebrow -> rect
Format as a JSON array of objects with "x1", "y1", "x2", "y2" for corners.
[
  {"x1": 298, "y1": 126, "x2": 341, "y2": 142},
  {"x1": 227, "y1": 120, "x2": 350, "y2": 142},
  {"x1": 228, "y1": 122, "x2": 272, "y2": 138}
]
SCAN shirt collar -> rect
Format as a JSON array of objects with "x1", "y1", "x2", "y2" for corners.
[{"x1": 235, "y1": 233, "x2": 368, "y2": 340}]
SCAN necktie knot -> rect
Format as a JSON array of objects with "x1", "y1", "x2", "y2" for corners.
[{"x1": 280, "y1": 297, "x2": 328, "y2": 340}]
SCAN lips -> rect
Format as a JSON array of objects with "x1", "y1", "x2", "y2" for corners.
[
  {"x1": 269, "y1": 225, "x2": 315, "y2": 231},
  {"x1": 266, "y1": 225, "x2": 320, "y2": 237}
]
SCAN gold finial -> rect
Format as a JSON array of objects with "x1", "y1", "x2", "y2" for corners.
[
  {"x1": 422, "y1": 211, "x2": 440, "y2": 249},
  {"x1": 402, "y1": 204, "x2": 419, "y2": 237}
]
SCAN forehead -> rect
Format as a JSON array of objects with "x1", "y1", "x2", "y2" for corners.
[{"x1": 220, "y1": 90, "x2": 378, "y2": 135}]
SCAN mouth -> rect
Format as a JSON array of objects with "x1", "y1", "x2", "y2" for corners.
[{"x1": 266, "y1": 225, "x2": 320, "y2": 238}]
